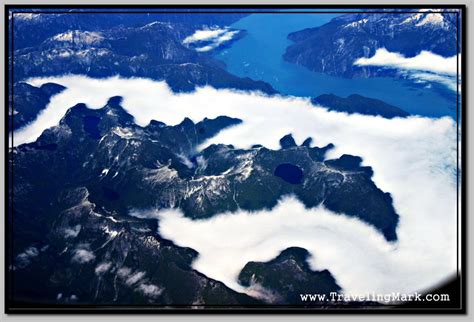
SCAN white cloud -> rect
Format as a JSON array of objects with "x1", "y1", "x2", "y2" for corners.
[
  {"x1": 117, "y1": 267, "x2": 132, "y2": 279},
  {"x1": 195, "y1": 45, "x2": 215, "y2": 53},
  {"x1": 129, "y1": 208, "x2": 161, "y2": 220},
  {"x1": 116, "y1": 267, "x2": 162, "y2": 298},
  {"x1": 177, "y1": 153, "x2": 195, "y2": 169},
  {"x1": 411, "y1": 72, "x2": 458, "y2": 92},
  {"x1": 183, "y1": 27, "x2": 239, "y2": 52},
  {"x1": 136, "y1": 283, "x2": 163, "y2": 298},
  {"x1": 183, "y1": 28, "x2": 228, "y2": 44},
  {"x1": 125, "y1": 271, "x2": 146, "y2": 286},
  {"x1": 243, "y1": 282, "x2": 282, "y2": 303},
  {"x1": 72, "y1": 246, "x2": 96, "y2": 264},
  {"x1": 64, "y1": 224, "x2": 81, "y2": 238},
  {"x1": 95, "y1": 262, "x2": 112, "y2": 275},
  {"x1": 17, "y1": 76, "x2": 458, "y2": 300},
  {"x1": 216, "y1": 30, "x2": 239, "y2": 43},
  {"x1": 16, "y1": 246, "x2": 40, "y2": 268},
  {"x1": 354, "y1": 48, "x2": 459, "y2": 91},
  {"x1": 354, "y1": 48, "x2": 457, "y2": 76}
]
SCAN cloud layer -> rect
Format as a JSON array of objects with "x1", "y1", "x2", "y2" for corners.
[
  {"x1": 354, "y1": 48, "x2": 459, "y2": 91},
  {"x1": 18, "y1": 75, "x2": 458, "y2": 299},
  {"x1": 183, "y1": 27, "x2": 239, "y2": 52}
]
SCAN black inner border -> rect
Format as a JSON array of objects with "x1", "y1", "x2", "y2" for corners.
[{"x1": 4, "y1": 4, "x2": 467, "y2": 314}]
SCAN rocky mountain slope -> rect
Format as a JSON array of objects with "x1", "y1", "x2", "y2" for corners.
[
  {"x1": 9, "y1": 12, "x2": 275, "y2": 133},
  {"x1": 12, "y1": 22, "x2": 275, "y2": 93},
  {"x1": 239, "y1": 247, "x2": 341, "y2": 304},
  {"x1": 312, "y1": 94, "x2": 409, "y2": 118},
  {"x1": 283, "y1": 10, "x2": 459, "y2": 78},
  {"x1": 9, "y1": 96, "x2": 399, "y2": 305},
  {"x1": 10, "y1": 82, "x2": 65, "y2": 131}
]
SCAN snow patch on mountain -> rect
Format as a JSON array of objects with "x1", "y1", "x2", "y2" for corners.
[
  {"x1": 14, "y1": 13, "x2": 42, "y2": 21},
  {"x1": 51, "y1": 30, "x2": 104, "y2": 45},
  {"x1": 400, "y1": 11, "x2": 448, "y2": 29},
  {"x1": 415, "y1": 13, "x2": 448, "y2": 28},
  {"x1": 344, "y1": 18, "x2": 368, "y2": 29}
]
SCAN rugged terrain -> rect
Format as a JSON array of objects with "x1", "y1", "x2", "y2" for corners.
[
  {"x1": 8, "y1": 10, "x2": 408, "y2": 307},
  {"x1": 283, "y1": 10, "x2": 459, "y2": 78},
  {"x1": 9, "y1": 95, "x2": 399, "y2": 305},
  {"x1": 312, "y1": 94, "x2": 409, "y2": 118}
]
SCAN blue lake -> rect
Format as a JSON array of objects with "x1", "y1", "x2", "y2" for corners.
[
  {"x1": 214, "y1": 13, "x2": 456, "y2": 118},
  {"x1": 274, "y1": 163, "x2": 304, "y2": 185}
]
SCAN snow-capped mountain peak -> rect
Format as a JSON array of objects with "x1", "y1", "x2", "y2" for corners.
[{"x1": 52, "y1": 30, "x2": 104, "y2": 45}]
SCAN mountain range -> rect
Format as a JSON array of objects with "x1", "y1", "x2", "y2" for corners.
[
  {"x1": 283, "y1": 10, "x2": 458, "y2": 78},
  {"x1": 8, "y1": 10, "x2": 433, "y2": 307}
]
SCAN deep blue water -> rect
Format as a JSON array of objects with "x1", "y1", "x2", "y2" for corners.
[
  {"x1": 83, "y1": 115, "x2": 102, "y2": 139},
  {"x1": 102, "y1": 186, "x2": 121, "y2": 201},
  {"x1": 274, "y1": 163, "x2": 304, "y2": 184},
  {"x1": 215, "y1": 13, "x2": 456, "y2": 118}
]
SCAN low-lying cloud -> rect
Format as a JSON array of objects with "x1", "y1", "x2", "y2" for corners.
[
  {"x1": 355, "y1": 48, "x2": 457, "y2": 75},
  {"x1": 117, "y1": 266, "x2": 163, "y2": 299},
  {"x1": 183, "y1": 27, "x2": 239, "y2": 52},
  {"x1": 95, "y1": 262, "x2": 112, "y2": 275},
  {"x1": 15, "y1": 246, "x2": 40, "y2": 269},
  {"x1": 354, "y1": 48, "x2": 459, "y2": 91},
  {"x1": 17, "y1": 75, "x2": 458, "y2": 299},
  {"x1": 137, "y1": 283, "x2": 163, "y2": 299},
  {"x1": 72, "y1": 246, "x2": 96, "y2": 264}
]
